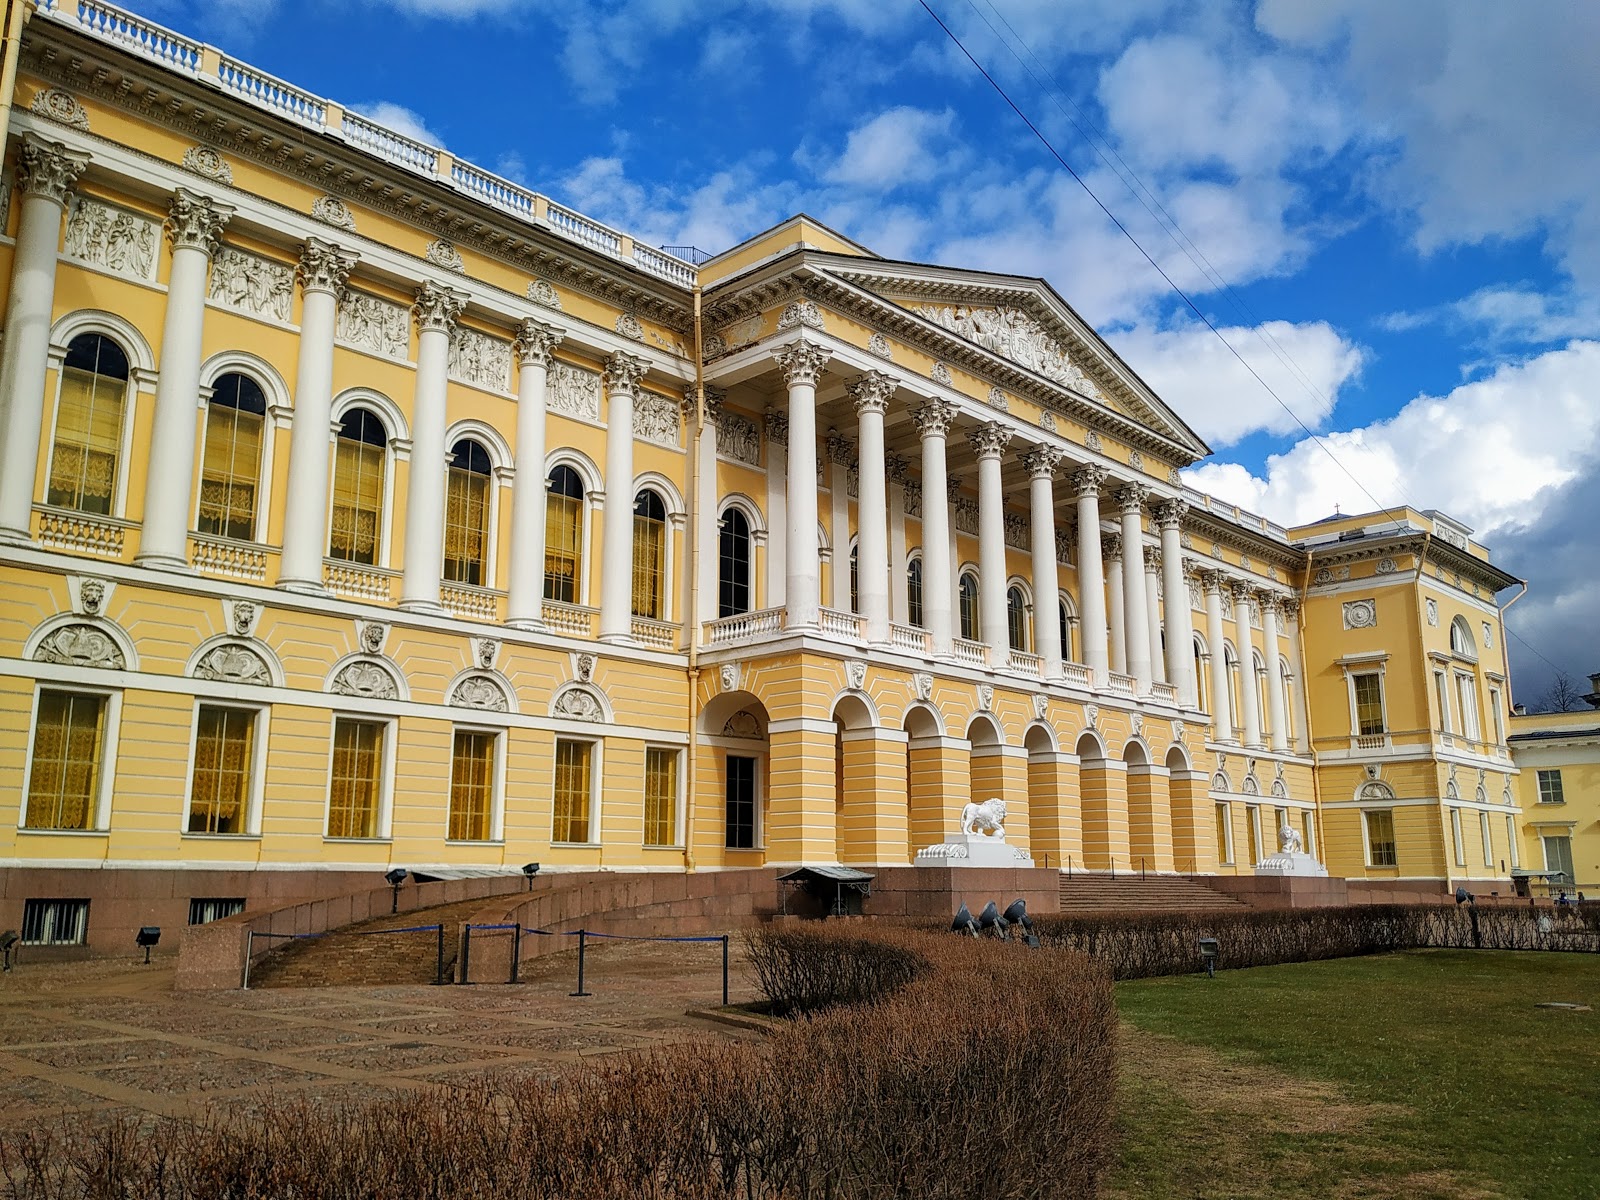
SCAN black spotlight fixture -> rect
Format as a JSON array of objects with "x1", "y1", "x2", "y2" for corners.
[
  {"x1": 977, "y1": 900, "x2": 1010, "y2": 941},
  {"x1": 1004, "y1": 898, "x2": 1039, "y2": 947},
  {"x1": 950, "y1": 903, "x2": 979, "y2": 937},
  {"x1": 135, "y1": 926, "x2": 161, "y2": 965},
  {"x1": 385, "y1": 867, "x2": 408, "y2": 913},
  {"x1": 522, "y1": 862, "x2": 541, "y2": 891},
  {"x1": 0, "y1": 929, "x2": 18, "y2": 972}
]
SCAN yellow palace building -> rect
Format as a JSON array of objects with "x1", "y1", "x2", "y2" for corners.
[{"x1": 0, "y1": 1, "x2": 1529, "y2": 950}]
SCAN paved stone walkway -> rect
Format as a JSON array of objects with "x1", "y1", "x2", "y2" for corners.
[{"x1": 0, "y1": 938, "x2": 762, "y2": 1130}]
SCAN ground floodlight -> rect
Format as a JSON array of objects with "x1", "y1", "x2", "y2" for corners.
[
  {"x1": 385, "y1": 867, "x2": 408, "y2": 913},
  {"x1": 1198, "y1": 937, "x2": 1220, "y2": 979},
  {"x1": 1, "y1": 929, "x2": 18, "y2": 972},
  {"x1": 978, "y1": 900, "x2": 1010, "y2": 941},
  {"x1": 1455, "y1": 886, "x2": 1476, "y2": 906},
  {"x1": 951, "y1": 903, "x2": 979, "y2": 938},
  {"x1": 136, "y1": 926, "x2": 161, "y2": 964},
  {"x1": 1003, "y1": 898, "x2": 1033, "y2": 931},
  {"x1": 522, "y1": 862, "x2": 541, "y2": 890}
]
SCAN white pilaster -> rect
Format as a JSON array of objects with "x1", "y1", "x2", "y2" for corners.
[
  {"x1": 399, "y1": 282, "x2": 467, "y2": 613},
  {"x1": 774, "y1": 340, "x2": 830, "y2": 629},
  {"x1": 888, "y1": 454, "x2": 909, "y2": 626},
  {"x1": 1157, "y1": 499, "x2": 1195, "y2": 705},
  {"x1": 691, "y1": 388, "x2": 723, "y2": 629},
  {"x1": 1232, "y1": 580, "x2": 1263, "y2": 748},
  {"x1": 1022, "y1": 445, "x2": 1064, "y2": 678},
  {"x1": 505, "y1": 319, "x2": 563, "y2": 628},
  {"x1": 1203, "y1": 571, "x2": 1233, "y2": 743},
  {"x1": 1144, "y1": 545, "x2": 1166, "y2": 684},
  {"x1": 277, "y1": 238, "x2": 357, "y2": 592},
  {"x1": 598, "y1": 350, "x2": 648, "y2": 640},
  {"x1": 1262, "y1": 591, "x2": 1290, "y2": 752},
  {"x1": 1072, "y1": 466, "x2": 1110, "y2": 685},
  {"x1": 764, "y1": 407, "x2": 788, "y2": 610},
  {"x1": 135, "y1": 188, "x2": 233, "y2": 569},
  {"x1": 969, "y1": 422, "x2": 1013, "y2": 660},
  {"x1": 0, "y1": 136, "x2": 89, "y2": 544},
  {"x1": 1118, "y1": 483, "x2": 1153, "y2": 692},
  {"x1": 914, "y1": 400, "x2": 957, "y2": 656},
  {"x1": 825, "y1": 429, "x2": 853, "y2": 613},
  {"x1": 848, "y1": 372, "x2": 894, "y2": 643},
  {"x1": 1106, "y1": 534, "x2": 1126, "y2": 675},
  {"x1": 1284, "y1": 597, "x2": 1308, "y2": 752}
]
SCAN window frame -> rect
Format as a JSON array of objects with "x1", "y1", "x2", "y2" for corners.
[
  {"x1": 1536, "y1": 769, "x2": 1565, "y2": 805},
  {"x1": 717, "y1": 504, "x2": 754, "y2": 618},
  {"x1": 1450, "y1": 807, "x2": 1466, "y2": 868},
  {"x1": 906, "y1": 554, "x2": 924, "y2": 629},
  {"x1": 1214, "y1": 801, "x2": 1234, "y2": 866},
  {"x1": 958, "y1": 570, "x2": 980, "y2": 642},
  {"x1": 442, "y1": 436, "x2": 498, "y2": 588},
  {"x1": 194, "y1": 367, "x2": 275, "y2": 544},
  {"x1": 1363, "y1": 808, "x2": 1398, "y2": 868},
  {"x1": 1542, "y1": 834, "x2": 1574, "y2": 885},
  {"x1": 1006, "y1": 581, "x2": 1030, "y2": 653},
  {"x1": 1479, "y1": 810, "x2": 1495, "y2": 869},
  {"x1": 326, "y1": 403, "x2": 398, "y2": 568},
  {"x1": 631, "y1": 486, "x2": 671, "y2": 621},
  {"x1": 543, "y1": 461, "x2": 592, "y2": 606},
  {"x1": 551, "y1": 736, "x2": 601, "y2": 846},
  {"x1": 19, "y1": 684, "x2": 122, "y2": 834},
  {"x1": 323, "y1": 714, "x2": 397, "y2": 841},
  {"x1": 445, "y1": 724, "x2": 505, "y2": 843},
  {"x1": 182, "y1": 700, "x2": 268, "y2": 838},
  {"x1": 643, "y1": 744, "x2": 685, "y2": 849},
  {"x1": 724, "y1": 751, "x2": 762, "y2": 851},
  {"x1": 1349, "y1": 669, "x2": 1388, "y2": 737},
  {"x1": 1454, "y1": 671, "x2": 1481, "y2": 741},
  {"x1": 43, "y1": 331, "x2": 139, "y2": 519},
  {"x1": 21, "y1": 898, "x2": 91, "y2": 946}
]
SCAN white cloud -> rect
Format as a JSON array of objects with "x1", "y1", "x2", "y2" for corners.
[
  {"x1": 351, "y1": 101, "x2": 446, "y2": 149},
  {"x1": 816, "y1": 107, "x2": 961, "y2": 189},
  {"x1": 1112, "y1": 320, "x2": 1363, "y2": 447},
  {"x1": 1382, "y1": 287, "x2": 1600, "y2": 348}
]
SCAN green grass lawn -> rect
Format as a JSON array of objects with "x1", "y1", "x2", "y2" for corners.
[{"x1": 1111, "y1": 950, "x2": 1600, "y2": 1200}]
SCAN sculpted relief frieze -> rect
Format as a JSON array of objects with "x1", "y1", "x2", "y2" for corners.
[
  {"x1": 913, "y1": 303, "x2": 1104, "y2": 400},
  {"x1": 208, "y1": 246, "x2": 293, "y2": 323},
  {"x1": 449, "y1": 327, "x2": 513, "y2": 392},
  {"x1": 337, "y1": 291, "x2": 411, "y2": 361},
  {"x1": 64, "y1": 197, "x2": 158, "y2": 282},
  {"x1": 633, "y1": 391, "x2": 681, "y2": 447},
  {"x1": 548, "y1": 362, "x2": 602, "y2": 422}
]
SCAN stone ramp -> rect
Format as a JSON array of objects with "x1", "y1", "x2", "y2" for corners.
[
  {"x1": 247, "y1": 896, "x2": 496, "y2": 988},
  {"x1": 1058, "y1": 874, "x2": 1247, "y2": 914}
]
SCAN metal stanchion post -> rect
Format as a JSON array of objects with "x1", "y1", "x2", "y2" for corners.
[
  {"x1": 435, "y1": 924, "x2": 445, "y2": 985},
  {"x1": 243, "y1": 930, "x2": 254, "y2": 990},
  {"x1": 721, "y1": 934, "x2": 730, "y2": 1007},
  {"x1": 460, "y1": 925, "x2": 472, "y2": 986},
  {"x1": 510, "y1": 925, "x2": 521, "y2": 984},
  {"x1": 571, "y1": 929, "x2": 591, "y2": 997}
]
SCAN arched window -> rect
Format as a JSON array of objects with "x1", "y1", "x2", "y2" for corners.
[
  {"x1": 632, "y1": 488, "x2": 667, "y2": 619},
  {"x1": 1007, "y1": 585, "x2": 1029, "y2": 652},
  {"x1": 718, "y1": 508, "x2": 752, "y2": 617},
  {"x1": 1253, "y1": 651, "x2": 1268, "y2": 725},
  {"x1": 1193, "y1": 635, "x2": 1209, "y2": 712},
  {"x1": 197, "y1": 372, "x2": 267, "y2": 541},
  {"x1": 1279, "y1": 659, "x2": 1295, "y2": 743},
  {"x1": 1450, "y1": 616, "x2": 1477, "y2": 660},
  {"x1": 907, "y1": 557, "x2": 924, "y2": 628},
  {"x1": 329, "y1": 408, "x2": 388, "y2": 565},
  {"x1": 48, "y1": 333, "x2": 130, "y2": 515},
  {"x1": 849, "y1": 543, "x2": 859, "y2": 614},
  {"x1": 1224, "y1": 644, "x2": 1242, "y2": 729},
  {"x1": 443, "y1": 438, "x2": 492, "y2": 585},
  {"x1": 1059, "y1": 599, "x2": 1071, "y2": 661},
  {"x1": 544, "y1": 465, "x2": 584, "y2": 603},
  {"x1": 958, "y1": 572, "x2": 979, "y2": 641}
]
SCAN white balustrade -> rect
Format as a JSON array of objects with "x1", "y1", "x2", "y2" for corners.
[
  {"x1": 190, "y1": 533, "x2": 268, "y2": 582},
  {"x1": 323, "y1": 560, "x2": 397, "y2": 602},
  {"x1": 53, "y1": 0, "x2": 202, "y2": 74},
  {"x1": 35, "y1": 508, "x2": 127, "y2": 558},
  {"x1": 217, "y1": 56, "x2": 325, "y2": 129},
  {"x1": 1060, "y1": 662, "x2": 1093, "y2": 689},
  {"x1": 543, "y1": 601, "x2": 598, "y2": 638},
  {"x1": 546, "y1": 203, "x2": 622, "y2": 255},
  {"x1": 633, "y1": 243, "x2": 697, "y2": 288},
  {"x1": 440, "y1": 583, "x2": 501, "y2": 622},
  {"x1": 705, "y1": 608, "x2": 785, "y2": 644},
  {"x1": 1007, "y1": 650, "x2": 1042, "y2": 677},
  {"x1": 817, "y1": 607, "x2": 863, "y2": 641},
  {"x1": 890, "y1": 623, "x2": 930, "y2": 654},
  {"x1": 630, "y1": 616, "x2": 680, "y2": 649},
  {"x1": 953, "y1": 638, "x2": 987, "y2": 666},
  {"x1": 1105, "y1": 672, "x2": 1137, "y2": 699},
  {"x1": 342, "y1": 113, "x2": 439, "y2": 173},
  {"x1": 1354, "y1": 733, "x2": 1390, "y2": 751},
  {"x1": 1150, "y1": 681, "x2": 1180, "y2": 705}
]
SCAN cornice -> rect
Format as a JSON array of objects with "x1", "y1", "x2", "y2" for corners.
[
  {"x1": 1306, "y1": 530, "x2": 1519, "y2": 595},
  {"x1": 1183, "y1": 508, "x2": 1306, "y2": 574},
  {"x1": 18, "y1": 26, "x2": 694, "y2": 331}
]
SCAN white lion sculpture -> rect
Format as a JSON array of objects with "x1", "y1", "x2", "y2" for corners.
[
  {"x1": 961, "y1": 797, "x2": 1008, "y2": 839},
  {"x1": 1278, "y1": 823, "x2": 1304, "y2": 855}
]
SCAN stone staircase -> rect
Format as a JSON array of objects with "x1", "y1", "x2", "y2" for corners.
[
  {"x1": 248, "y1": 896, "x2": 499, "y2": 988},
  {"x1": 1057, "y1": 874, "x2": 1247, "y2": 915}
]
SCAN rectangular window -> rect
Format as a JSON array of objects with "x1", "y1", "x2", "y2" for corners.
[
  {"x1": 544, "y1": 492, "x2": 582, "y2": 603},
  {"x1": 552, "y1": 739, "x2": 593, "y2": 844},
  {"x1": 1214, "y1": 802, "x2": 1232, "y2": 865},
  {"x1": 1506, "y1": 815, "x2": 1520, "y2": 869},
  {"x1": 644, "y1": 747, "x2": 678, "y2": 847},
  {"x1": 1365, "y1": 809, "x2": 1398, "y2": 868},
  {"x1": 1450, "y1": 808, "x2": 1465, "y2": 867},
  {"x1": 1434, "y1": 670, "x2": 1452, "y2": 733},
  {"x1": 1543, "y1": 835, "x2": 1574, "y2": 885},
  {"x1": 1489, "y1": 687, "x2": 1505, "y2": 744},
  {"x1": 726, "y1": 754, "x2": 758, "y2": 850},
  {"x1": 329, "y1": 435, "x2": 385, "y2": 565},
  {"x1": 198, "y1": 401, "x2": 263, "y2": 540},
  {"x1": 188, "y1": 897, "x2": 245, "y2": 925},
  {"x1": 48, "y1": 364, "x2": 123, "y2": 515},
  {"x1": 443, "y1": 467, "x2": 490, "y2": 585},
  {"x1": 328, "y1": 718, "x2": 384, "y2": 839},
  {"x1": 447, "y1": 729, "x2": 497, "y2": 842},
  {"x1": 1480, "y1": 811, "x2": 1495, "y2": 868},
  {"x1": 1537, "y1": 769, "x2": 1565, "y2": 805},
  {"x1": 632, "y1": 508, "x2": 665, "y2": 619},
  {"x1": 21, "y1": 899, "x2": 89, "y2": 945},
  {"x1": 1246, "y1": 805, "x2": 1263, "y2": 866},
  {"x1": 1456, "y1": 674, "x2": 1480, "y2": 741},
  {"x1": 1353, "y1": 673, "x2": 1385, "y2": 736},
  {"x1": 188, "y1": 705, "x2": 256, "y2": 835},
  {"x1": 1301, "y1": 810, "x2": 1316, "y2": 859},
  {"x1": 25, "y1": 690, "x2": 107, "y2": 831}
]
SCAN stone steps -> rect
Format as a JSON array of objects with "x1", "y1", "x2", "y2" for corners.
[
  {"x1": 248, "y1": 896, "x2": 498, "y2": 988},
  {"x1": 1057, "y1": 874, "x2": 1246, "y2": 914}
]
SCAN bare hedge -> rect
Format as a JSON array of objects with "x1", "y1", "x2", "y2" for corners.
[
  {"x1": 1032, "y1": 903, "x2": 1600, "y2": 981},
  {"x1": 2, "y1": 927, "x2": 1117, "y2": 1200}
]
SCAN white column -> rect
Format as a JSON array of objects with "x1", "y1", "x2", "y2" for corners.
[
  {"x1": 764, "y1": 407, "x2": 788, "y2": 610},
  {"x1": 277, "y1": 239, "x2": 358, "y2": 592},
  {"x1": 825, "y1": 429, "x2": 853, "y2": 613},
  {"x1": 399, "y1": 282, "x2": 467, "y2": 613},
  {"x1": 1262, "y1": 592, "x2": 1290, "y2": 752},
  {"x1": 887, "y1": 454, "x2": 909, "y2": 626},
  {"x1": 1118, "y1": 483, "x2": 1153, "y2": 692},
  {"x1": 598, "y1": 350, "x2": 648, "y2": 640},
  {"x1": 1022, "y1": 446, "x2": 1064, "y2": 678},
  {"x1": 946, "y1": 477, "x2": 962, "y2": 632},
  {"x1": 914, "y1": 400, "x2": 957, "y2": 656},
  {"x1": 690, "y1": 387, "x2": 723, "y2": 629},
  {"x1": 1156, "y1": 499, "x2": 1195, "y2": 705},
  {"x1": 1232, "y1": 580, "x2": 1262, "y2": 748},
  {"x1": 1203, "y1": 570, "x2": 1233, "y2": 742},
  {"x1": 969, "y1": 422, "x2": 1013, "y2": 660},
  {"x1": 774, "y1": 339, "x2": 830, "y2": 629},
  {"x1": 1105, "y1": 534, "x2": 1126, "y2": 675},
  {"x1": 1284, "y1": 598, "x2": 1308, "y2": 752},
  {"x1": 848, "y1": 371, "x2": 893, "y2": 643},
  {"x1": 1144, "y1": 546, "x2": 1166, "y2": 685},
  {"x1": 505, "y1": 318, "x2": 563, "y2": 628},
  {"x1": 134, "y1": 188, "x2": 233, "y2": 569},
  {"x1": 0, "y1": 136, "x2": 89, "y2": 544},
  {"x1": 1072, "y1": 466, "x2": 1110, "y2": 685}
]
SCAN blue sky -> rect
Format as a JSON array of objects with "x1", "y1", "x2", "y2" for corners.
[{"x1": 144, "y1": 0, "x2": 1600, "y2": 705}]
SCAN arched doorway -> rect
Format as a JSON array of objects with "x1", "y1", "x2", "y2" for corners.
[
  {"x1": 833, "y1": 692, "x2": 896, "y2": 865},
  {"x1": 698, "y1": 690, "x2": 772, "y2": 867},
  {"x1": 1076, "y1": 731, "x2": 1119, "y2": 871},
  {"x1": 904, "y1": 703, "x2": 955, "y2": 856},
  {"x1": 1026, "y1": 723, "x2": 1076, "y2": 869},
  {"x1": 1166, "y1": 744, "x2": 1206, "y2": 873}
]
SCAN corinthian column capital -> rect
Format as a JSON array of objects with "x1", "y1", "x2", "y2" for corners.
[
  {"x1": 846, "y1": 370, "x2": 894, "y2": 414},
  {"x1": 912, "y1": 398, "x2": 958, "y2": 438},
  {"x1": 1116, "y1": 481, "x2": 1150, "y2": 516},
  {"x1": 1020, "y1": 444, "x2": 1064, "y2": 480},
  {"x1": 297, "y1": 237, "x2": 357, "y2": 297},
  {"x1": 774, "y1": 338, "x2": 831, "y2": 387},
  {"x1": 967, "y1": 421, "x2": 1013, "y2": 460},
  {"x1": 513, "y1": 317, "x2": 564, "y2": 366},
  {"x1": 1154, "y1": 497, "x2": 1189, "y2": 531},
  {"x1": 1103, "y1": 532, "x2": 1123, "y2": 562},
  {"x1": 603, "y1": 349, "x2": 648, "y2": 395},
  {"x1": 165, "y1": 187, "x2": 232, "y2": 257},
  {"x1": 1071, "y1": 463, "x2": 1109, "y2": 497},
  {"x1": 413, "y1": 281, "x2": 467, "y2": 335},
  {"x1": 16, "y1": 133, "x2": 89, "y2": 207}
]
